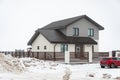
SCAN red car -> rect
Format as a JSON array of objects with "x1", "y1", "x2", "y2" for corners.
[{"x1": 100, "y1": 57, "x2": 120, "y2": 68}]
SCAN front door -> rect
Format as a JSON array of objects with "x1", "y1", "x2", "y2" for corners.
[
  {"x1": 75, "y1": 44, "x2": 84, "y2": 58},
  {"x1": 76, "y1": 46, "x2": 80, "y2": 58}
]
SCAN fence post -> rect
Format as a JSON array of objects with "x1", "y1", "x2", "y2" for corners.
[
  {"x1": 11, "y1": 52, "x2": 13, "y2": 57},
  {"x1": 5, "y1": 52, "x2": 7, "y2": 55},
  {"x1": 37, "y1": 52, "x2": 39, "y2": 59},
  {"x1": 44, "y1": 52, "x2": 46, "y2": 60},
  {"x1": 87, "y1": 52, "x2": 89, "y2": 63},
  {"x1": 12, "y1": 52, "x2": 14, "y2": 57},
  {"x1": 19, "y1": 52, "x2": 21, "y2": 58},
  {"x1": 15, "y1": 52, "x2": 17, "y2": 57},
  {"x1": 53, "y1": 52, "x2": 56, "y2": 61},
  {"x1": 109, "y1": 51, "x2": 112, "y2": 57},
  {"x1": 27, "y1": 51, "x2": 30, "y2": 57},
  {"x1": 88, "y1": 51, "x2": 92, "y2": 63},
  {"x1": 23, "y1": 52, "x2": 25, "y2": 57},
  {"x1": 65, "y1": 51, "x2": 70, "y2": 64},
  {"x1": 32, "y1": 52, "x2": 34, "y2": 58},
  {"x1": 27, "y1": 52, "x2": 29, "y2": 57}
]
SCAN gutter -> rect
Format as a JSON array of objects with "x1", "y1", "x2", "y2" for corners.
[{"x1": 53, "y1": 44, "x2": 57, "y2": 61}]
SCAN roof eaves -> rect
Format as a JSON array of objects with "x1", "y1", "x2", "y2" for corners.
[
  {"x1": 84, "y1": 15, "x2": 104, "y2": 30},
  {"x1": 27, "y1": 31, "x2": 39, "y2": 45},
  {"x1": 59, "y1": 15, "x2": 104, "y2": 30},
  {"x1": 56, "y1": 15, "x2": 85, "y2": 29}
]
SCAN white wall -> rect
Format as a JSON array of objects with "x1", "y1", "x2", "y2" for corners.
[
  {"x1": 84, "y1": 45, "x2": 93, "y2": 62},
  {"x1": 68, "y1": 44, "x2": 75, "y2": 52},
  {"x1": 32, "y1": 33, "x2": 75, "y2": 52},
  {"x1": 32, "y1": 34, "x2": 54, "y2": 52},
  {"x1": 84, "y1": 45, "x2": 92, "y2": 52},
  {"x1": 84, "y1": 40, "x2": 99, "y2": 53},
  {"x1": 94, "y1": 40, "x2": 99, "y2": 52}
]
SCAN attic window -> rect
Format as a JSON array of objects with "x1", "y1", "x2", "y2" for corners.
[{"x1": 73, "y1": 28, "x2": 79, "y2": 36}]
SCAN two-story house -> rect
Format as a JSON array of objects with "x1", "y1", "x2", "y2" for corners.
[{"x1": 27, "y1": 15, "x2": 104, "y2": 62}]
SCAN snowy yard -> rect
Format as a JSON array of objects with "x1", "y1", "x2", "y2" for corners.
[{"x1": 0, "y1": 54, "x2": 120, "y2": 80}]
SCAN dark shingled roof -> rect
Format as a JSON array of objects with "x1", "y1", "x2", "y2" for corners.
[
  {"x1": 27, "y1": 29, "x2": 97, "y2": 45},
  {"x1": 27, "y1": 15, "x2": 104, "y2": 45},
  {"x1": 41, "y1": 15, "x2": 104, "y2": 30}
]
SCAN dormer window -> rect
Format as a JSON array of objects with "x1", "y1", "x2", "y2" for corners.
[
  {"x1": 73, "y1": 28, "x2": 79, "y2": 36},
  {"x1": 88, "y1": 28, "x2": 94, "y2": 37}
]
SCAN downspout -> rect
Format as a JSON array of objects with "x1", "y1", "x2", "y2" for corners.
[{"x1": 54, "y1": 44, "x2": 57, "y2": 61}]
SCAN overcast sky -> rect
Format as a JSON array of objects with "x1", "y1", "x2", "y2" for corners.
[{"x1": 0, "y1": 0, "x2": 120, "y2": 51}]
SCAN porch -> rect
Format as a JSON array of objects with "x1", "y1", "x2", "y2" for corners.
[{"x1": 42, "y1": 52, "x2": 89, "y2": 62}]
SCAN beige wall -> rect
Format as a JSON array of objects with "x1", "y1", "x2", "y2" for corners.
[
  {"x1": 32, "y1": 33, "x2": 54, "y2": 52},
  {"x1": 32, "y1": 34, "x2": 75, "y2": 52},
  {"x1": 84, "y1": 44, "x2": 98, "y2": 52},
  {"x1": 84, "y1": 45, "x2": 92, "y2": 52},
  {"x1": 68, "y1": 44, "x2": 75, "y2": 52},
  {"x1": 94, "y1": 40, "x2": 99, "y2": 52},
  {"x1": 84, "y1": 44, "x2": 93, "y2": 62}
]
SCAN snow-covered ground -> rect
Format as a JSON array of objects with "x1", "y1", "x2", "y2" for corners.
[{"x1": 0, "y1": 54, "x2": 120, "y2": 80}]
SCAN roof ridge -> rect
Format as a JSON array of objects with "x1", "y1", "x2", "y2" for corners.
[
  {"x1": 41, "y1": 15, "x2": 86, "y2": 30},
  {"x1": 51, "y1": 14, "x2": 86, "y2": 23},
  {"x1": 41, "y1": 15, "x2": 104, "y2": 30}
]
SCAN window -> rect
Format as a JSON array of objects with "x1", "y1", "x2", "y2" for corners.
[
  {"x1": 112, "y1": 58, "x2": 117, "y2": 60},
  {"x1": 37, "y1": 46, "x2": 40, "y2": 50},
  {"x1": 88, "y1": 28, "x2": 94, "y2": 37},
  {"x1": 73, "y1": 28, "x2": 79, "y2": 36},
  {"x1": 44, "y1": 46, "x2": 47, "y2": 50},
  {"x1": 61, "y1": 44, "x2": 68, "y2": 53},
  {"x1": 117, "y1": 58, "x2": 120, "y2": 60}
]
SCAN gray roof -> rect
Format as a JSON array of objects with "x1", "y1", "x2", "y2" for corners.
[
  {"x1": 27, "y1": 29, "x2": 97, "y2": 45},
  {"x1": 41, "y1": 15, "x2": 104, "y2": 30},
  {"x1": 27, "y1": 15, "x2": 103, "y2": 45}
]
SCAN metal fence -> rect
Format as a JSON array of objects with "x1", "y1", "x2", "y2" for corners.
[
  {"x1": 0, "y1": 51, "x2": 109, "y2": 62},
  {"x1": 0, "y1": 51, "x2": 64, "y2": 60}
]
